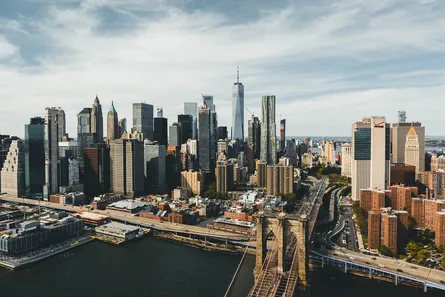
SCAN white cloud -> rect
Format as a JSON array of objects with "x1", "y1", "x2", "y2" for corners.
[{"x1": 0, "y1": 0, "x2": 445, "y2": 137}]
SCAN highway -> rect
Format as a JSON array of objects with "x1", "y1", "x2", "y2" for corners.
[
  {"x1": 314, "y1": 247, "x2": 445, "y2": 287},
  {"x1": 0, "y1": 195, "x2": 250, "y2": 241}
]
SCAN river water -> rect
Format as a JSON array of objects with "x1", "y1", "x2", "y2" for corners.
[{"x1": 0, "y1": 237, "x2": 443, "y2": 297}]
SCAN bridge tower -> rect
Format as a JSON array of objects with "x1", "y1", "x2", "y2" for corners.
[{"x1": 254, "y1": 211, "x2": 308, "y2": 287}]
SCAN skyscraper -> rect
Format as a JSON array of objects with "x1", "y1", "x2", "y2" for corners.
[
  {"x1": 83, "y1": 144, "x2": 110, "y2": 197},
  {"x1": 154, "y1": 110, "x2": 168, "y2": 146},
  {"x1": 178, "y1": 114, "x2": 193, "y2": 144},
  {"x1": 260, "y1": 95, "x2": 277, "y2": 165},
  {"x1": 0, "y1": 140, "x2": 25, "y2": 197},
  {"x1": 218, "y1": 126, "x2": 228, "y2": 140},
  {"x1": 44, "y1": 107, "x2": 66, "y2": 198},
  {"x1": 341, "y1": 143, "x2": 352, "y2": 178},
  {"x1": 91, "y1": 96, "x2": 104, "y2": 141},
  {"x1": 405, "y1": 125, "x2": 420, "y2": 175},
  {"x1": 118, "y1": 118, "x2": 126, "y2": 138},
  {"x1": 391, "y1": 114, "x2": 424, "y2": 170},
  {"x1": 109, "y1": 138, "x2": 144, "y2": 198},
  {"x1": 144, "y1": 140, "x2": 166, "y2": 194},
  {"x1": 280, "y1": 119, "x2": 286, "y2": 152},
  {"x1": 248, "y1": 116, "x2": 261, "y2": 159},
  {"x1": 25, "y1": 117, "x2": 45, "y2": 197},
  {"x1": 351, "y1": 117, "x2": 390, "y2": 200},
  {"x1": 184, "y1": 102, "x2": 198, "y2": 139},
  {"x1": 232, "y1": 66, "x2": 244, "y2": 141},
  {"x1": 198, "y1": 105, "x2": 211, "y2": 171},
  {"x1": 169, "y1": 123, "x2": 182, "y2": 147},
  {"x1": 77, "y1": 108, "x2": 92, "y2": 134},
  {"x1": 107, "y1": 101, "x2": 119, "y2": 139},
  {"x1": 133, "y1": 103, "x2": 154, "y2": 140},
  {"x1": 216, "y1": 159, "x2": 233, "y2": 194}
]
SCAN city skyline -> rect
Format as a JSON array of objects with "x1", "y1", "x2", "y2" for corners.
[{"x1": 2, "y1": 0, "x2": 445, "y2": 137}]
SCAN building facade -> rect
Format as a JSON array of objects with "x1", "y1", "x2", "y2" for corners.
[
  {"x1": 83, "y1": 145, "x2": 110, "y2": 197},
  {"x1": 198, "y1": 106, "x2": 211, "y2": 171},
  {"x1": 260, "y1": 95, "x2": 277, "y2": 165},
  {"x1": 248, "y1": 116, "x2": 261, "y2": 160},
  {"x1": 107, "y1": 102, "x2": 119, "y2": 139},
  {"x1": 154, "y1": 116, "x2": 168, "y2": 146},
  {"x1": 266, "y1": 164, "x2": 293, "y2": 196},
  {"x1": 25, "y1": 117, "x2": 45, "y2": 197},
  {"x1": 91, "y1": 96, "x2": 104, "y2": 141},
  {"x1": 143, "y1": 140, "x2": 166, "y2": 194},
  {"x1": 133, "y1": 103, "x2": 154, "y2": 141},
  {"x1": 351, "y1": 117, "x2": 390, "y2": 200},
  {"x1": 184, "y1": 102, "x2": 198, "y2": 139},
  {"x1": 216, "y1": 160, "x2": 234, "y2": 194},
  {"x1": 341, "y1": 143, "x2": 352, "y2": 178},
  {"x1": 0, "y1": 140, "x2": 25, "y2": 197},
  {"x1": 404, "y1": 125, "x2": 420, "y2": 175},
  {"x1": 109, "y1": 139, "x2": 144, "y2": 198},
  {"x1": 178, "y1": 114, "x2": 193, "y2": 144},
  {"x1": 44, "y1": 107, "x2": 66, "y2": 198},
  {"x1": 232, "y1": 67, "x2": 244, "y2": 141},
  {"x1": 391, "y1": 121, "x2": 425, "y2": 171},
  {"x1": 169, "y1": 123, "x2": 182, "y2": 147}
]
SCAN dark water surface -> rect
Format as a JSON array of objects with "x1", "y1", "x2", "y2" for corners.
[{"x1": 0, "y1": 237, "x2": 443, "y2": 297}]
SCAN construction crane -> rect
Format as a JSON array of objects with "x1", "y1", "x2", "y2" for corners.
[{"x1": 245, "y1": 107, "x2": 254, "y2": 119}]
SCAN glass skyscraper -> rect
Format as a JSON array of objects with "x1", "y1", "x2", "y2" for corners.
[
  {"x1": 232, "y1": 67, "x2": 244, "y2": 140},
  {"x1": 133, "y1": 103, "x2": 154, "y2": 140},
  {"x1": 25, "y1": 117, "x2": 45, "y2": 197},
  {"x1": 198, "y1": 106, "x2": 211, "y2": 171},
  {"x1": 184, "y1": 102, "x2": 198, "y2": 139}
]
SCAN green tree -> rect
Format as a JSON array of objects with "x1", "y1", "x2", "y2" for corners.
[
  {"x1": 442, "y1": 255, "x2": 445, "y2": 269},
  {"x1": 378, "y1": 245, "x2": 394, "y2": 257},
  {"x1": 416, "y1": 249, "x2": 431, "y2": 263},
  {"x1": 405, "y1": 241, "x2": 421, "y2": 257}
]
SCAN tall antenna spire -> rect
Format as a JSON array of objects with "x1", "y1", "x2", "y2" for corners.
[{"x1": 236, "y1": 64, "x2": 239, "y2": 83}]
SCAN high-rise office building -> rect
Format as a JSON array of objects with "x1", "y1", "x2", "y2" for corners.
[
  {"x1": 157, "y1": 108, "x2": 163, "y2": 118},
  {"x1": 133, "y1": 103, "x2": 154, "y2": 141},
  {"x1": 324, "y1": 140, "x2": 336, "y2": 164},
  {"x1": 284, "y1": 139, "x2": 298, "y2": 166},
  {"x1": 391, "y1": 116, "x2": 425, "y2": 171},
  {"x1": 351, "y1": 117, "x2": 390, "y2": 200},
  {"x1": 216, "y1": 159, "x2": 233, "y2": 194},
  {"x1": 184, "y1": 102, "x2": 198, "y2": 139},
  {"x1": 169, "y1": 123, "x2": 182, "y2": 147},
  {"x1": 24, "y1": 117, "x2": 45, "y2": 197},
  {"x1": 143, "y1": 140, "x2": 166, "y2": 194},
  {"x1": 218, "y1": 126, "x2": 228, "y2": 141},
  {"x1": 0, "y1": 140, "x2": 25, "y2": 197},
  {"x1": 260, "y1": 95, "x2": 277, "y2": 165},
  {"x1": 210, "y1": 110, "x2": 218, "y2": 168},
  {"x1": 202, "y1": 95, "x2": 214, "y2": 111},
  {"x1": 198, "y1": 105, "x2": 211, "y2": 171},
  {"x1": 118, "y1": 118, "x2": 126, "y2": 138},
  {"x1": 44, "y1": 107, "x2": 66, "y2": 198},
  {"x1": 83, "y1": 144, "x2": 110, "y2": 197},
  {"x1": 341, "y1": 143, "x2": 352, "y2": 178},
  {"x1": 248, "y1": 117, "x2": 260, "y2": 159},
  {"x1": 178, "y1": 114, "x2": 193, "y2": 144},
  {"x1": 91, "y1": 96, "x2": 104, "y2": 141},
  {"x1": 154, "y1": 113, "x2": 168, "y2": 146},
  {"x1": 280, "y1": 119, "x2": 286, "y2": 152},
  {"x1": 107, "y1": 102, "x2": 119, "y2": 139},
  {"x1": 77, "y1": 108, "x2": 92, "y2": 134},
  {"x1": 109, "y1": 139, "x2": 144, "y2": 198},
  {"x1": 405, "y1": 125, "x2": 420, "y2": 175},
  {"x1": 232, "y1": 67, "x2": 244, "y2": 141}
]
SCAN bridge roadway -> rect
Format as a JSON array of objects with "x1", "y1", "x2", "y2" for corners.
[
  {"x1": 312, "y1": 247, "x2": 445, "y2": 290},
  {"x1": 0, "y1": 195, "x2": 250, "y2": 241},
  {"x1": 248, "y1": 178, "x2": 329, "y2": 296}
]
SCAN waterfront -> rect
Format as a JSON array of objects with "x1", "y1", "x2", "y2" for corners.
[{"x1": 0, "y1": 236, "x2": 444, "y2": 297}]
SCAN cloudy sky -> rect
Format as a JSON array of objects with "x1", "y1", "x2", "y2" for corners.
[{"x1": 1, "y1": 0, "x2": 445, "y2": 138}]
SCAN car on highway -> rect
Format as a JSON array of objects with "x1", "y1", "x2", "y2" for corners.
[
  {"x1": 378, "y1": 264, "x2": 385, "y2": 268},
  {"x1": 371, "y1": 257, "x2": 377, "y2": 260},
  {"x1": 397, "y1": 269, "x2": 403, "y2": 272}
]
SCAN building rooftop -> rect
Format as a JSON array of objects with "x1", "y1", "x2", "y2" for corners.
[
  {"x1": 108, "y1": 199, "x2": 147, "y2": 210},
  {"x1": 96, "y1": 222, "x2": 140, "y2": 234},
  {"x1": 75, "y1": 212, "x2": 110, "y2": 221}
]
